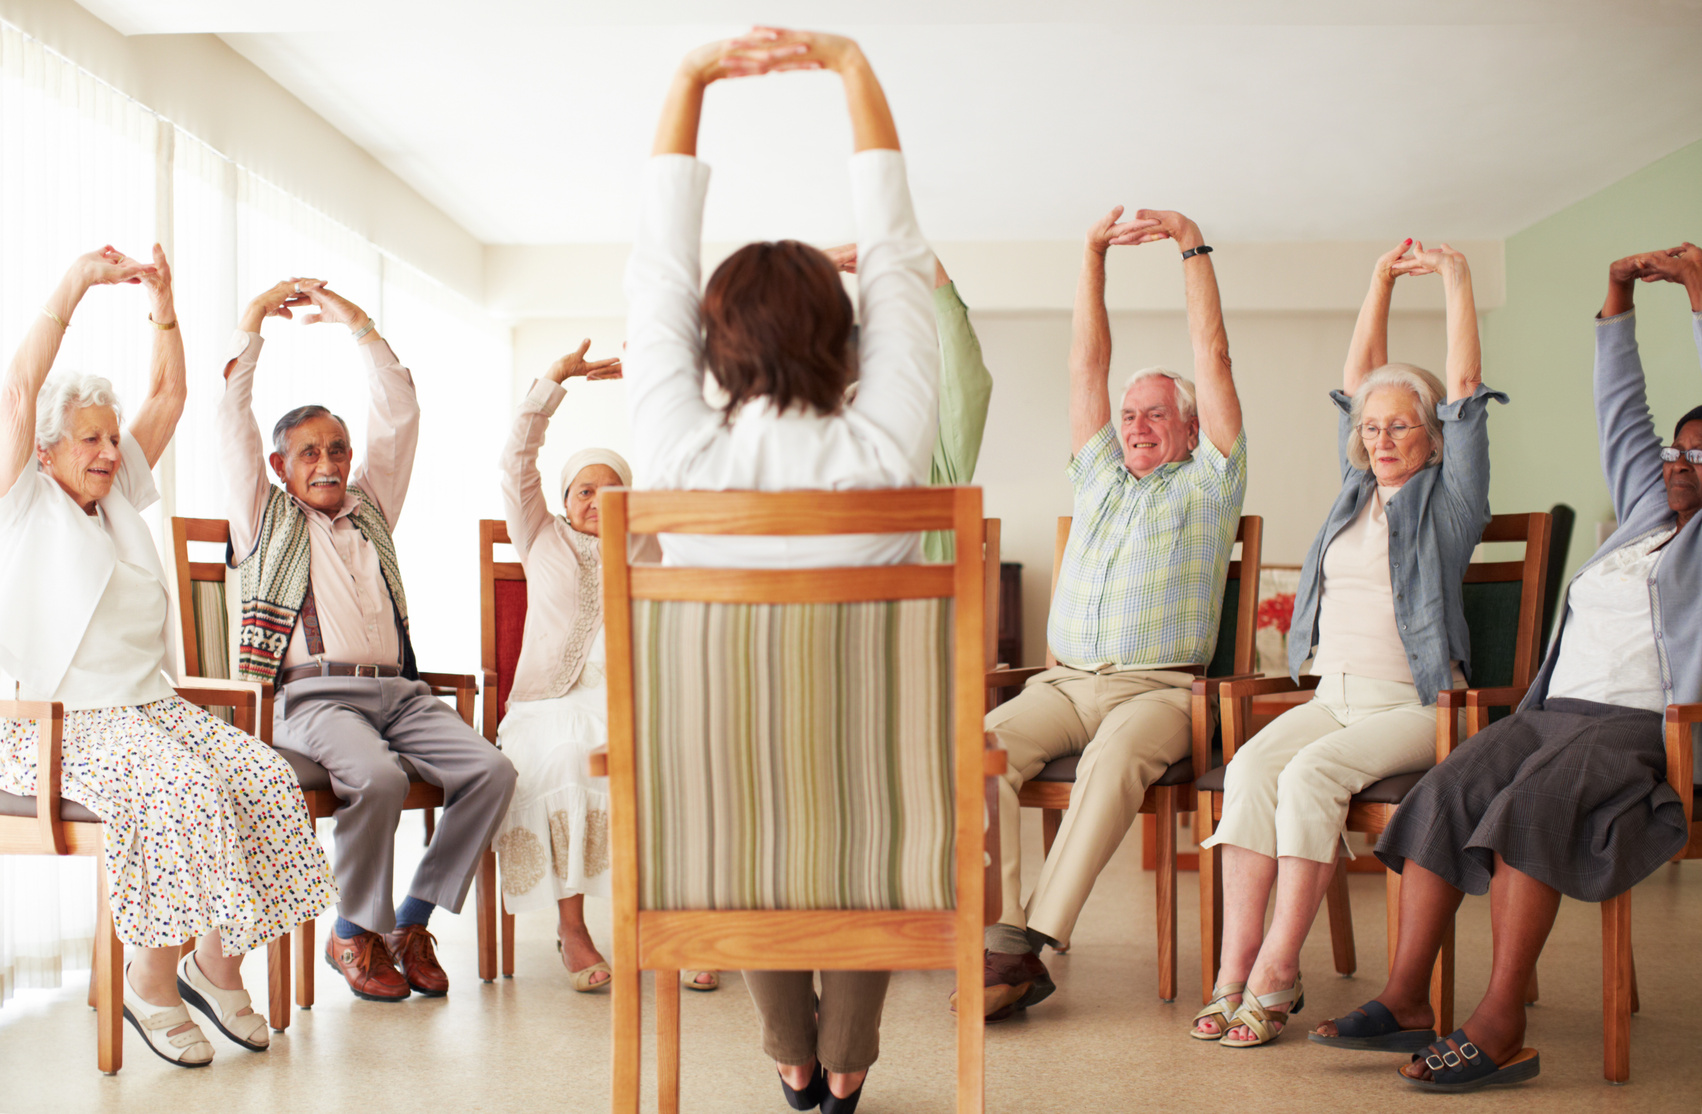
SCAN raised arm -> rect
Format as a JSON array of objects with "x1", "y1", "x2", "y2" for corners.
[
  {"x1": 1344, "y1": 239, "x2": 1417, "y2": 396},
  {"x1": 1130, "y1": 209, "x2": 1241, "y2": 455},
  {"x1": 1069, "y1": 207, "x2": 1162, "y2": 454},
  {"x1": 1, "y1": 247, "x2": 153, "y2": 498},
  {"x1": 125, "y1": 245, "x2": 187, "y2": 468},
  {"x1": 502, "y1": 342, "x2": 621, "y2": 558},
  {"x1": 1401, "y1": 243, "x2": 1481, "y2": 403}
]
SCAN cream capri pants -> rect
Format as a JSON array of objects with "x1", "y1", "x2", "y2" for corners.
[{"x1": 1202, "y1": 673, "x2": 1437, "y2": 864}]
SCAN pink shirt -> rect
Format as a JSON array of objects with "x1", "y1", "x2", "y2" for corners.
[{"x1": 218, "y1": 332, "x2": 419, "y2": 668}]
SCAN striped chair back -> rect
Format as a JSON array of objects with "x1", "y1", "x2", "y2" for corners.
[{"x1": 172, "y1": 517, "x2": 236, "y2": 680}]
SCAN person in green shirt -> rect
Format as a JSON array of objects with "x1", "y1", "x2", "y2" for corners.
[{"x1": 824, "y1": 246, "x2": 994, "y2": 561}]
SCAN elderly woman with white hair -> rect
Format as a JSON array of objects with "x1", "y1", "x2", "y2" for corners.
[
  {"x1": 0, "y1": 247, "x2": 336, "y2": 1067},
  {"x1": 491, "y1": 343, "x2": 714, "y2": 992},
  {"x1": 1191, "y1": 240, "x2": 1505, "y2": 1048}
]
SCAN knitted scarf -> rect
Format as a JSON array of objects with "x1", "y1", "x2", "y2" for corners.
[{"x1": 235, "y1": 485, "x2": 416, "y2": 685}]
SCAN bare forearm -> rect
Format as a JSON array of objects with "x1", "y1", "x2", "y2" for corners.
[
  {"x1": 653, "y1": 70, "x2": 706, "y2": 157},
  {"x1": 1, "y1": 270, "x2": 89, "y2": 490},
  {"x1": 129, "y1": 320, "x2": 188, "y2": 467},
  {"x1": 840, "y1": 51, "x2": 899, "y2": 152},
  {"x1": 1345, "y1": 278, "x2": 1394, "y2": 393},
  {"x1": 1181, "y1": 233, "x2": 1240, "y2": 452},
  {"x1": 1443, "y1": 269, "x2": 1481, "y2": 402},
  {"x1": 1069, "y1": 246, "x2": 1113, "y2": 450}
]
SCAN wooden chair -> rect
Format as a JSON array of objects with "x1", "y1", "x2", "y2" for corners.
[
  {"x1": 986, "y1": 515, "x2": 1262, "y2": 1002},
  {"x1": 477, "y1": 517, "x2": 527, "y2": 977},
  {"x1": 598, "y1": 487, "x2": 997, "y2": 1114},
  {"x1": 171, "y1": 516, "x2": 498, "y2": 1012},
  {"x1": 0, "y1": 682, "x2": 284, "y2": 1072},
  {"x1": 1197, "y1": 511, "x2": 1552, "y2": 1022}
]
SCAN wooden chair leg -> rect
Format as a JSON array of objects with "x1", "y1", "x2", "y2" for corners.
[
  {"x1": 1602, "y1": 891, "x2": 1632, "y2": 1083},
  {"x1": 1197, "y1": 797, "x2": 1222, "y2": 1005},
  {"x1": 657, "y1": 971, "x2": 681, "y2": 1114},
  {"x1": 1525, "y1": 968, "x2": 1540, "y2": 1006},
  {"x1": 957, "y1": 931, "x2": 986, "y2": 1114},
  {"x1": 612, "y1": 963, "x2": 642, "y2": 1113},
  {"x1": 295, "y1": 918, "x2": 316, "y2": 1009},
  {"x1": 1325, "y1": 857, "x2": 1357, "y2": 977},
  {"x1": 476, "y1": 848, "x2": 497, "y2": 982},
  {"x1": 1384, "y1": 864, "x2": 1403, "y2": 979},
  {"x1": 267, "y1": 932, "x2": 291, "y2": 1032},
  {"x1": 423, "y1": 807, "x2": 436, "y2": 846},
  {"x1": 501, "y1": 905, "x2": 516, "y2": 979},
  {"x1": 1040, "y1": 808, "x2": 1062, "y2": 857},
  {"x1": 96, "y1": 876, "x2": 122, "y2": 1074},
  {"x1": 1629, "y1": 947, "x2": 1639, "y2": 1015},
  {"x1": 1154, "y1": 790, "x2": 1178, "y2": 1002}
]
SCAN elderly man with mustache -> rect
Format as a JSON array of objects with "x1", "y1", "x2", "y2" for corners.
[
  {"x1": 216, "y1": 279, "x2": 516, "y2": 1004},
  {"x1": 976, "y1": 206, "x2": 1247, "y2": 1022},
  {"x1": 1311, "y1": 242, "x2": 1702, "y2": 1093}
]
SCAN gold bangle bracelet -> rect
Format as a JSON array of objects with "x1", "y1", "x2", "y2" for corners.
[
  {"x1": 149, "y1": 313, "x2": 178, "y2": 331},
  {"x1": 39, "y1": 306, "x2": 68, "y2": 329}
]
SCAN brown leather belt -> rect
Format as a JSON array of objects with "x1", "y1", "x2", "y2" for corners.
[{"x1": 278, "y1": 661, "x2": 404, "y2": 687}]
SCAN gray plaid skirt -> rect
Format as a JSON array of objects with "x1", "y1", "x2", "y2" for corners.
[{"x1": 1375, "y1": 697, "x2": 1689, "y2": 902}]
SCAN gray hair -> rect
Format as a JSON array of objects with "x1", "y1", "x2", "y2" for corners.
[
  {"x1": 35, "y1": 372, "x2": 123, "y2": 449},
  {"x1": 1120, "y1": 367, "x2": 1197, "y2": 421},
  {"x1": 272, "y1": 404, "x2": 350, "y2": 457},
  {"x1": 1346, "y1": 363, "x2": 1445, "y2": 472}
]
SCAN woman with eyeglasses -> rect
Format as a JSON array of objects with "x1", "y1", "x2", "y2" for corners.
[
  {"x1": 1310, "y1": 243, "x2": 1699, "y2": 1092},
  {"x1": 1190, "y1": 239, "x2": 1504, "y2": 1049}
]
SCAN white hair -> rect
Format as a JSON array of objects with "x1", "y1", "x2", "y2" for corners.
[
  {"x1": 35, "y1": 372, "x2": 123, "y2": 450},
  {"x1": 1346, "y1": 363, "x2": 1445, "y2": 471},
  {"x1": 1121, "y1": 367, "x2": 1197, "y2": 421}
]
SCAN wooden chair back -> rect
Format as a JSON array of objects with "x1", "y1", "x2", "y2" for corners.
[
  {"x1": 171, "y1": 517, "x2": 235, "y2": 682},
  {"x1": 600, "y1": 486, "x2": 989, "y2": 1114},
  {"x1": 479, "y1": 519, "x2": 528, "y2": 743}
]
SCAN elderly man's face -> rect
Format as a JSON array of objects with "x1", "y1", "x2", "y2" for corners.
[
  {"x1": 564, "y1": 464, "x2": 622, "y2": 537},
  {"x1": 270, "y1": 415, "x2": 352, "y2": 515},
  {"x1": 1119, "y1": 377, "x2": 1198, "y2": 478},
  {"x1": 1665, "y1": 419, "x2": 1702, "y2": 521},
  {"x1": 38, "y1": 404, "x2": 122, "y2": 514}
]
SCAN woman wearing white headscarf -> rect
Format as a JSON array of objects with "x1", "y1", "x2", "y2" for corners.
[{"x1": 492, "y1": 343, "x2": 710, "y2": 992}]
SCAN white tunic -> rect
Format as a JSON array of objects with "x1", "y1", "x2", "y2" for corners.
[{"x1": 1546, "y1": 527, "x2": 1673, "y2": 714}]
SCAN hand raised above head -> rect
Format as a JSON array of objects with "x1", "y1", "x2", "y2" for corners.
[
  {"x1": 245, "y1": 278, "x2": 316, "y2": 324},
  {"x1": 1391, "y1": 241, "x2": 1469, "y2": 282},
  {"x1": 1374, "y1": 239, "x2": 1418, "y2": 284},
  {"x1": 822, "y1": 243, "x2": 858, "y2": 274},
  {"x1": 1131, "y1": 209, "x2": 1200, "y2": 250},
  {"x1": 138, "y1": 244, "x2": 176, "y2": 315},
  {"x1": 294, "y1": 281, "x2": 372, "y2": 332},
  {"x1": 77, "y1": 245, "x2": 155, "y2": 288},
  {"x1": 1636, "y1": 242, "x2": 1702, "y2": 288},
  {"x1": 546, "y1": 339, "x2": 622, "y2": 384},
  {"x1": 678, "y1": 27, "x2": 853, "y2": 86},
  {"x1": 1086, "y1": 206, "x2": 1165, "y2": 255}
]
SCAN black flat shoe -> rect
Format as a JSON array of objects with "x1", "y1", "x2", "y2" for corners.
[
  {"x1": 821, "y1": 1079, "x2": 865, "y2": 1114},
  {"x1": 779, "y1": 1063, "x2": 827, "y2": 1110}
]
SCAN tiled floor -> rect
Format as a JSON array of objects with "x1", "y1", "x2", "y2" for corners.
[{"x1": 4, "y1": 812, "x2": 1700, "y2": 1113}]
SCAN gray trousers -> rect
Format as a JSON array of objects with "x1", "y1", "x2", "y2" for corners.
[{"x1": 276, "y1": 676, "x2": 518, "y2": 934}]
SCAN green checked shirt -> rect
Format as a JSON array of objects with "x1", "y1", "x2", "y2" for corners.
[
  {"x1": 923, "y1": 282, "x2": 994, "y2": 563},
  {"x1": 1047, "y1": 423, "x2": 1247, "y2": 670}
]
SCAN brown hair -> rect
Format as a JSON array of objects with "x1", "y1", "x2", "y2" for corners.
[{"x1": 701, "y1": 240, "x2": 854, "y2": 418}]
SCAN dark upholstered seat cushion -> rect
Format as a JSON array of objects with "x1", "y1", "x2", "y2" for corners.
[
  {"x1": 274, "y1": 747, "x2": 427, "y2": 794},
  {"x1": 1032, "y1": 754, "x2": 1196, "y2": 788},
  {"x1": 0, "y1": 790, "x2": 102, "y2": 824},
  {"x1": 1195, "y1": 765, "x2": 1427, "y2": 804},
  {"x1": 1196, "y1": 765, "x2": 1225, "y2": 793}
]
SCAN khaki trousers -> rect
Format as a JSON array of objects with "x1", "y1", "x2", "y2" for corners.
[
  {"x1": 743, "y1": 970, "x2": 890, "y2": 1074},
  {"x1": 1201, "y1": 673, "x2": 1437, "y2": 863},
  {"x1": 984, "y1": 667, "x2": 1194, "y2": 948}
]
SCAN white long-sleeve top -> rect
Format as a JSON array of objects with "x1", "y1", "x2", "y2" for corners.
[{"x1": 623, "y1": 149, "x2": 939, "y2": 569}]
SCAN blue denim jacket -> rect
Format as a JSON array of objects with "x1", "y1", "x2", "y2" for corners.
[
  {"x1": 1287, "y1": 382, "x2": 1507, "y2": 705},
  {"x1": 1526, "y1": 310, "x2": 1702, "y2": 711}
]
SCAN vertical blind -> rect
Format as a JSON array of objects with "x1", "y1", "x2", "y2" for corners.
[{"x1": 0, "y1": 18, "x2": 511, "y2": 1001}]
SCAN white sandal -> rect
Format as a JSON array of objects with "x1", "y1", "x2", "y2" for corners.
[
  {"x1": 177, "y1": 952, "x2": 269, "y2": 1051},
  {"x1": 123, "y1": 964, "x2": 214, "y2": 1067},
  {"x1": 682, "y1": 970, "x2": 720, "y2": 992}
]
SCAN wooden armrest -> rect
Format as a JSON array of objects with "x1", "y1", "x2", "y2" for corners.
[
  {"x1": 1218, "y1": 675, "x2": 1320, "y2": 700},
  {"x1": 1435, "y1": 688, "x2": 1469, "y2": 709},
  {"x1": 418, "y1": 671, "x2": 478, "y2": 695},
  {"x1": 1, "y1": 701, "x2": 68, "y2": 855},
  {"x1": 1191, "y1": 671, "x2": 1262, "y2": 696},
  {"x1": 1665, "y1": 703, "x2": 1702, "y2": 725},
  {"x1": 1464, "y1": 685, "x2": 1529, "y2": 708},
  {"x1": 983, "y1": 747, "x2": 1007, "y2": 777},
  {"x1": 588, "y1": 747, "x2": 608, "y2": 778},
  {"x1": 986, "y1": 666, "x2": 1045, "y2": 689},
  {"x1": 1668, "y1": 704, "x2": 1700, "y2": 829}
]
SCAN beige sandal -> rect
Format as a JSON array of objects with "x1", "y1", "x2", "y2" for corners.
[
  {"x1": 176, "y1": 952, "x2": 269, "y2": 1050},
  {"x1": 1221, "y1": 976, "x2": 1304, "y2": 1048},
  {"x1": 569, "y1": 961, "x2": 612, "y2": 993},
  {"x1": 123, "y1": 965, "x2": 214, "y2": 1067},
  {"x1": 682, "y1": 970, "x2": 720, "y2": 992},
  {"x1": 1190, "y1": 981, "x2": 1245, "y2": 1041}
]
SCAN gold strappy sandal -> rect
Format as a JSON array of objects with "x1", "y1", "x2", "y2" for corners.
[
  {"x1": 1221, "y1": 975, "x2": 1304, "y2": 1048},
  {"x1": 1190, "y1": 981, "x2": 1245, "y2": 1041}
]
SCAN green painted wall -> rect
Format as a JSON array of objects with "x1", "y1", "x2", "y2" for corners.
[{"x1": 1483, "y1": 138, "x2": 1702, "y2": 580}]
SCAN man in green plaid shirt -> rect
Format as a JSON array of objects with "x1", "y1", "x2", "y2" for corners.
[{"x1": 977, "y1": 206, "x2": 1247, "y2": 1022}]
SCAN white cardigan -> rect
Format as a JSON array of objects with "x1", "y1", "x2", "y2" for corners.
[{"x1": 0, "y1": 436, "x2": 175, "y2": 701}]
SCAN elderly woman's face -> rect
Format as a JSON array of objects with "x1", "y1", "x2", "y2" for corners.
[
  {"x1": 38, "y1": 404, "x2": 122, "y2": 514},
  {"x1": 1361, "y1": 386, "x2": 1431, "y2": 488},
  {"x1": 565, "y1": 464, "x2": 623, "y2": 536},
  {"x1": 1665, "y1": 419, "x2": 1702, "y2": 519}
]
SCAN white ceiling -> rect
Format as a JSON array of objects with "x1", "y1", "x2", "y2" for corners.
[{"x1": 78, "y1": 1, "x2": 1702, "y2": 246}]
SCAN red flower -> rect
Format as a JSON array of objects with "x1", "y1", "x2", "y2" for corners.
[{"x1": 1258, "y1": 593, "x2": 1295, "y2": 636}]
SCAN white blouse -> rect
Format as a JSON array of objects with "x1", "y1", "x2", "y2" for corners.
[
  {"x1": 1546, "y1": 526, "x2": 1673, "y2": 714},
  {"x1": 1311, "y1": 485, "x2": 1417, "y2": 685},
  {"x1": 0, "y1": 435, "x2": 176, "y2": 707},
  {"x1": 623, "y1": 149, "x2": 939, "y2": 570}
]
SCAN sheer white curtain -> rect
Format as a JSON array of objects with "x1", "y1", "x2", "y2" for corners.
[
  {"x1": 1, "y1": 18, "x2": 513, "y2": 1004},
  {"x1": 0, "y1": 20, "x2": 157, "y2": 1004}
]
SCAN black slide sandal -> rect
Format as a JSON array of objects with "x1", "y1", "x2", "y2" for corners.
[{"x1": 1309, "y1": 999, "x2": 1438, "y2": 1053}]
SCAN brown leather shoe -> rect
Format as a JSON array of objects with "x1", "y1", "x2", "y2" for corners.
[
  {"x1": 324, "y1": 929, "x2": 410, "y2": 1002},
  {"x1": 384, "y1": 924, "x2": 449, "y2": 997},
  {"x1": 948, "y1": 950, "x2": 1057, "y2": 1022}
]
